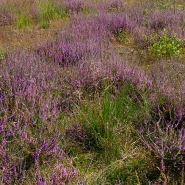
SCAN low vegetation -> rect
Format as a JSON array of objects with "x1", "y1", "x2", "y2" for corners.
[{"x1": 0, "y1": 0, "x2": 185, "y2": 184}]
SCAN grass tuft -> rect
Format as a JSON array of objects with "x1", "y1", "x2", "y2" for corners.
[
  {"x1": 39, "y1": 0, "x2": 66, "y2": 21},
  {"x1": 16, "y1": 13, "x2": 31, "y2": 28}
]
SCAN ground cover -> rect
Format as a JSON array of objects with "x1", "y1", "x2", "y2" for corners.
[{"x1": 0, "y1": 0, "x2": 185, "y2": 184}]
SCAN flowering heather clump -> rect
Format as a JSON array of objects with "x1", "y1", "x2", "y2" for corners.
[
  {"x1": 36, "y1": 15, "x2": 112, "y2": 66},
  {"x1": 51, "y1": 163, "x2": 77, "y2": 184},
  {"x1": 60, "y1": 57, "x2": 152, "y2": 99},
  {"x1": 0, "y1": 7, "x2": 15, "y2": 26},
  {"x1": 148, "y1": 10, "x2": 185, "y2": 38},
  {"x1": 0, "y1": 51, "x2": 78, "y2": 183},
  {"x1": 106, "y1": 13, "x2": 138, "y2": 35},
  {"x1": 149, "y1": 60, "x2": 185, "y2": 103},
  {"x1": 140, "y1": 110, "x2": 185, "y2": 183},
  {"x1": 135, "y1": 60, "x2": 185, "y2": 183},
  {"x1": 61, "y1": 0, "x2": 89, "y2": 14},
  {"x1": 33, "y1": 162, "x2": 77, "y2": 185},
  {"x1": 1, "y1": 51, "x2": 61, "y2": 116},
  {"x1": 95, "y1": 0, "x2": 124, "y2": 13},
  {"x1": 116, "y1": 8, "x2": 185, "y2": 50}
]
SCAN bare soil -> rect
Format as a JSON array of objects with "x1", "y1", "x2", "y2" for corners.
[{"x1": 0, "y1": 18, "x2": 70, "y2": 52}]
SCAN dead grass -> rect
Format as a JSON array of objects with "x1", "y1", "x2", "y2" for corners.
[{"x1": 125, "y1": 0, "x2": 147, "y2": 7}]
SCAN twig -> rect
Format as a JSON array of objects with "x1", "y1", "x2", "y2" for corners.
[
  {"x1": 135, "y1": 170, "x2": 141, "y2": 185},
  {"x1": 181, "y1": 167, "x2": 184, "y2": 185}
]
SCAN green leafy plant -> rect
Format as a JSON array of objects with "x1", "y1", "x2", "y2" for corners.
[{"x1": 149, "y1": 30, "x2": 183, "y2": 59}]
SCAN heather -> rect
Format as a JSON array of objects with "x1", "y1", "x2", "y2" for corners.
[{"x1": 1, "y1": 0, "x2": 185, "y2": 184}]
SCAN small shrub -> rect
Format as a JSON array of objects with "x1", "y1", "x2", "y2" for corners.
[
  {"x1": 149, "y1": 30, "x2": 183, "y2": 59},
  {"x1": 139, "y1": 100, "x2": 185, "y2": 184},
  {"x1": 64, "y1": 0, "x2": 86, "y2": 14}
]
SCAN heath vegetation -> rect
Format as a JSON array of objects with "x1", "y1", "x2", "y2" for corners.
[{"x1": 0, "y1": 0, "x2": 185, "y2": 184}]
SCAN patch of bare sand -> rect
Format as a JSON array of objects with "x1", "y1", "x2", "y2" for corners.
[{"x1": 0, "y1": 18, "x2": 70, "y2": 52}]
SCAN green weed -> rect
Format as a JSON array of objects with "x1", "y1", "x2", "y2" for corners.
[{"x1": 149, "y1": 30, "x2": 183, "y2": 59}]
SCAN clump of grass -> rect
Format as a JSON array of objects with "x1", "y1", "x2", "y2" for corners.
[
  {"x1": 37, "y1": 0, "x2": 67, "y2": 28},
  {"x1": 0, "y1": 49, "x2": 6, "y2": 61},
  {"x1": 64, "y1": 80, "x2": 155, "y2": 184},
  {"x1": 16, "y1": 13, "x2": 32, "y2": 28},
  {"x1": 39, "y1": 0, "x2": 66, "y2": 22},
  {"x1": 93, "y1": 154, "x2": 156, "y2": 185},
  {"x1": 81, "y1": 7, "x2": 98, "y2": 15},
  {"x1": 40, "y1": 21, "x2": 50, "y2": 29},
  {"x1": 67, "y1": 81, "x2": 147, "y2": 160}
]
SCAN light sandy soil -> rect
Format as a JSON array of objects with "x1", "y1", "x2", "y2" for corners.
[{"x1": 0, "y1": 18, "x2": 70, "y2": 52}]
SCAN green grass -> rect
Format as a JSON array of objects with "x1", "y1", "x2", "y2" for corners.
[
  {"x1": 81, "y1": 7, "x2": 98, "y2": 15},
  {"x1": 0, "y1": 49, "x2": 6, "y2": 61},
  {"x1": 63, "y1": 82, "x2": 154, "y2": 184},
  {"x1": 39, "y1": 0, "x2": 66, "y2": 22},
  {"x1": 16, "y1": 13, "x2": 32, "y2": 28},
  {"x1": 40, "y1": 21, "x2": 50, "y2": 29},
  {"x1": 93, "y1": 156, "x2": 150, "y2": 185}
]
